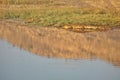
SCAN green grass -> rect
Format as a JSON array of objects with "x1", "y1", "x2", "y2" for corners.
[{"x1": 0, "y1": 0, "x2": 120, "y2": 27}]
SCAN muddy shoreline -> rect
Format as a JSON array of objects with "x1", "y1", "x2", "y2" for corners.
[{"x1": 0, "y1": 20, "x2": 120, "y2": 66}]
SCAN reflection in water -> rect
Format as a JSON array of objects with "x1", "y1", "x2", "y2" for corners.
[
  {"x1": 0, "y1": 39, "x2": 120, "y2": 80},
  {"x1": 0, "y1": 20, "x2": 120, "y2": 67}
]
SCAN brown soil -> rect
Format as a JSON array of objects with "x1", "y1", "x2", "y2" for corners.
[{"x1": 0, "y1": 19, "x2": 120, "y2": 66}]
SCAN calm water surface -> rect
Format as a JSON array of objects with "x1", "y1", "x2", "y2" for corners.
[{"x1": 0, "y1": 39, "x2": 120, "y2": 80}]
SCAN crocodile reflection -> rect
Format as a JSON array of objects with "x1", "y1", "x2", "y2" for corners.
[{"x1": 0, "y1": 20, "x2": 120, "y2": 67}]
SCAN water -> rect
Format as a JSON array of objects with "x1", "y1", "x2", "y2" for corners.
[{"x1": 0, "y1": 39, "x2": 120, "y2": 80}]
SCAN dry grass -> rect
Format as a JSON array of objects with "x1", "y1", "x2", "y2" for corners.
[
  {"x1": 0, "y1": 20, "x2": 120, "y2": 66},
  {"x1": 0, "y1": 0, "x2": 120, "y2": 8},
  {"x1": 0, "y1": 0, "x2": 120, "y2": 27}
]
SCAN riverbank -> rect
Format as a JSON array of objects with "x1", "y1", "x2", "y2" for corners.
[
  {"x1": 0, "y1": 0, "x2": 120, "y2": 27},
  {"x1": 0, "y1": 20, "x2": 120, "y2": 66}
]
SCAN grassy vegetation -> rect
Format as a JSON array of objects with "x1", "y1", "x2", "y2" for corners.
[{"x1": 0, "y1": 0, "x2": 120, "y2": 27}]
